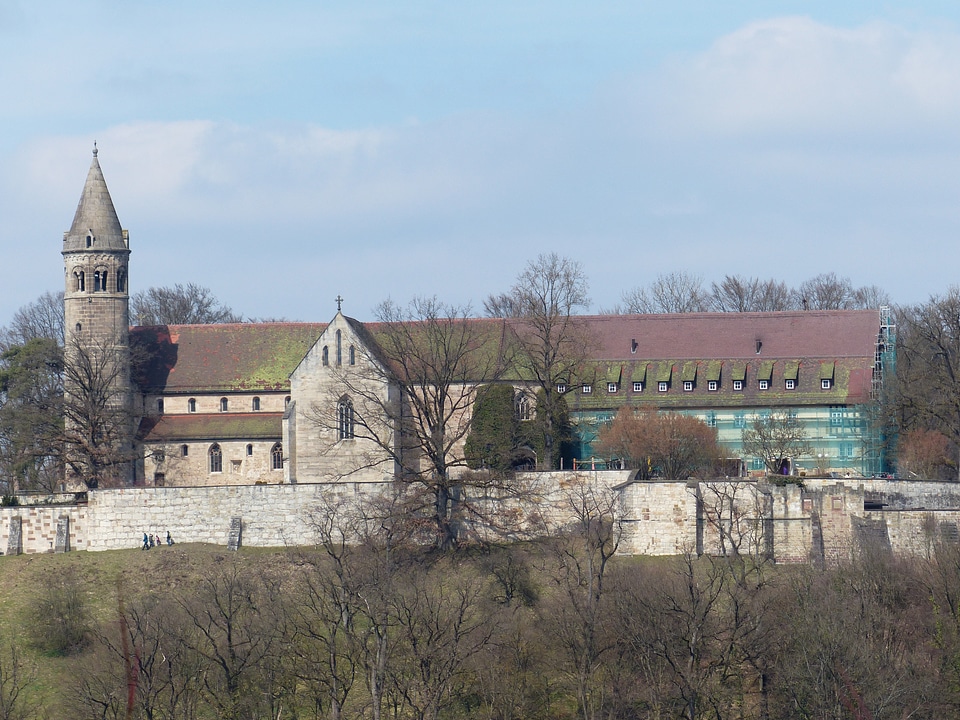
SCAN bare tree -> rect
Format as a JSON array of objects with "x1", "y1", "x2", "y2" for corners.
[
  {"x1": 131, "y1": 283, "x2": 241, "y2": 325},
  {"x1": 0, "y1": 291, "x2": 64, "y2": 350},
  {"x1": 621, "y1": 272, "x2": 707, "y2": 314},
  {"x1": 541, "y1": 475, "x2": 621, "y2": 720},
  {"x1": 488, "y1": 253, "x2": 591, "y2": 469},
  {"x1": 708, "y1": 275, "x2": 796, "y2": 313},
  {"x1": 313, "y1": 297, "x2": 507, "y2": 550},
  {"x1": 796, "y1": 272, "x2": 855, "y2": 310},
  {"x1": 62, "y1": 333, "x2": 134, "y2": 488},
  {"x1": 741, "y1": 411, "x2": 811, "y2": 475},
  {"x1": 896, "y1": 288, "x2": 960, "y2": 478},
  {"x1": 0, "y1": 637, "x2": 38, "y2": 720}
]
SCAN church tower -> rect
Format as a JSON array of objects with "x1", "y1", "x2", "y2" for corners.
[{"x1": 62, "y1": 145, "x2": 134, "y2": 487}]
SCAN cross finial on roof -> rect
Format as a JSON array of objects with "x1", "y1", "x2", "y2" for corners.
[
  {"x1": 336, "y1": 295, "x2": 343, "y2": 312},
  {"x1": 92, "y1": 141, "x2": 98, "y2": 157}
]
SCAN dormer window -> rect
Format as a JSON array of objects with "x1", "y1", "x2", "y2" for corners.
[
  {"x1": 821, "y1": 378, "x2": 832, "y2": 389},
  {"x1": 86, "y1": 234, "x2": 93, "y2": 248},
  {"x1": 759, "y1": 380, "x2": 769, "y2": 390},
  {"x1": 707, "y1": 381, "x2": 718, "y2": 391},
  {"x1": 785, "y1": 379, "x2": 796, "y2": 390},
  {"x1": 581, "y1": 384, "x2": 592, "y2": 394},
  {"x1": 658, "y1": 381, "x2": 669, "y2": 392},
  {"x1": 733, "y1": 380, "x2": 744, "y2": 391},
  {"x1": 557, "y1": 383, "x2": 567, "y2": 394},
  {"x1": 607, "y1": 382, "x2": 618, "y2": 394},
  {"x1": 633, "y1": 382, "x2": 643, "y2": 393},
  {"x1": 683, "y1": 381, "x2": 694, "y2": 392}
]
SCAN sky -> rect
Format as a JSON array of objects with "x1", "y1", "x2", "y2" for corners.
[{"x1": 2, "y1": 1, "x2": 960, "y2": 325}]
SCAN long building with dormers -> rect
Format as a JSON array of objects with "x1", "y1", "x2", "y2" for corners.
[{"x1": 61, "y1": 149, "x2": 893, "y2": 488}]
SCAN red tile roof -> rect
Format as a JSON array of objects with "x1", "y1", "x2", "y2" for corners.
[{"x1": 566, "y1": 310, "x2": 880, "y2": 361}]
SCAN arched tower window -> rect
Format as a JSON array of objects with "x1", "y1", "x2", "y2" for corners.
[
  {"x1": 188, "y1": 398, "x2": 196, "y2": 413},
  {"x1": 117, "y1": 269, "x2": 126, "y2": 292},
  {"x1": 252, "y1": 397, "x2": 260, "y2": 411},
  {"x1": 86, "y1": 234, "x2": 93, "y2": 248},
  {"x1": 75, "y1": 270, "x2": 85, "y2": 292},
  {"x1": 246, "y1": 444, "x2": 253, "y2": 456},
  {"x1": 181, "y1": 444, "x2": 189, "y2": 457},
  {"x1": 209, "y1": 444, "x2": 222, "y2": 473},
  {"x1": 337, "y1": 397, "x2": 355, "y2": 440},
  {"x1": 271, "y1": 443, "x2": 283, "y2": 470},
  {"x1": 93, "y1": 270, "x2": 106, "y2": 292},
  {"x1": 336, "y1": 330, "x2": 342, "y2": 366},
  {"x1": 220, "y1": 397, "x2": 228, "y2": 412},
  {"x1": 322, "y1": 346, "x2": 329, "y2": 366},
  {"x1": 349, "y1": 345, "x2": 355, "y2": 365}
]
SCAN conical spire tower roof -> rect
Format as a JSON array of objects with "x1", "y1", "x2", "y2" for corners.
[{"x1": 63, "y1": 145, "x2": 127, "y2": 253}]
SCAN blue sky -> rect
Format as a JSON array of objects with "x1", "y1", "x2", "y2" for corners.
[{"x1": 2, "y1": 1, "x2": 960, "y2": 324}]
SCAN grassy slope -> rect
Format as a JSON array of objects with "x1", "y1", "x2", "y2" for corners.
[{"x1": 0, "y1": 544, "x2": 289, "y2": 710}]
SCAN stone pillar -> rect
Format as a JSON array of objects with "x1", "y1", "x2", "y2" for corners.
[
  {"x1": 6, "y1": 517, "x2": 22, "y2": 556},
  {"x1": 55, "y1": 515, "x2": 70, "y2": 553},
  {"x1": 227, "y1": 517, "x2": 242, "y2": 551}
]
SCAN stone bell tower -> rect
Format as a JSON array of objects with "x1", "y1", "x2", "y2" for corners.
[{"x1": 62, "y1": 145, "x2": 134, "y2": 487}]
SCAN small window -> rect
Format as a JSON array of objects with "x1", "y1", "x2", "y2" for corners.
[
  {"x1": 607, "y1": 382, "x2": 618, "y2": 394},
  {"x1": 759, "y1": 380, "x2": 769, "y2": 390},
  {"x1": 349, "y1": 345, "x2": 355, "y2": 365},
  {"x1": 252, "y1": 397, "x2": 261, "y2": 411},
  {"x1": 581, "y1": 384, "x2": 592, "y2": 394},
  {"x1": 707, "y1": 380, "x2": 718, "y2": 391},
  {"x1": 705, "y1": 412, "x2": 717, "y2": 427},
  {"x1": 76, "y1": 323, "x2": 82, "y2": 333},
  {"x1": 557, "y1": 384, "x2": 567, "y2": 394},
  {"x1": 181, "y1": 444, "x2": 189, "y2": 457},
  {"x1": 821, "y1": 378, "x2": 832, "y2": 389},
  {"x1": 155, "y1": 450, "x2": 165, "y2": 464},
  {"x1": 209, "y1": 444, "x2": 223, "y2": 473},
  {"x1": 188, "y1": 398, "x2": 196, "y2": 413},
  {"x1": 785, "y1": 379, "x2": 796, "y2": 390},
  {"x1": 220, "y1": 397, "x2": 228, "y2": 412},
  {"x1": 734, "y1": 413, "x2": 746, "y2": 429},
  {"x1": 246, "y1": 444, "x2": 253, "y2": 456},
  {"x1": 658, "y1": 381, "x2": 668, "y2": 392},
  {"x1": 516, "y1": 395, "x2": 531, "y2": 421},
  {"x1": 683, "y1": 381, "x2": 694, "y2": 392},
  {"x1": 271, "y1": 443, "x2": 283, "y2": 470},
  {"x1": 86, "y1": 234, "x2": 92, "y2": 248},
  {"x1": 157, "y1": 398, "x2": 164, "y2": 413},
  {"x1": 633, "y1": 382, "x2": 643, "y2": 393},
  {"x1": 285, "y1": 396, "x2": 291, "y2": 407},
  {"x1": 733, "y1": 380, "x2": 743, "y2": 391},
  {"x1": 830, "y1": 407, "x2": 843, "y2": 427}
]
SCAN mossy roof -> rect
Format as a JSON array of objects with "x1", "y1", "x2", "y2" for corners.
[
  {"x1": 138, "y1": 412, "x2": 283, "y2": 442},
  {"x1": 132, "y1": 323, "x2": 326, "y2": 393}
]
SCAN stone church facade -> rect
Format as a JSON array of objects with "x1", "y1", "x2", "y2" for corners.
[{"x1": 62, "y1": 149, "x2": 893, "y2": 490}]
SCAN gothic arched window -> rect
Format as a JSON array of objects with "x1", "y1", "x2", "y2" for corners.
[
  {"x1": 271, "y1": 443, "x2": 283, "y2": 470},
  {"x1": 516, "y1": 394, "x2": 531, "y2": 421},
  {"x1": 349, "y1": 345, "x2": 355, "y2": 365},
  {"x1": 188, "y1": 398, "x2": 196, "y2": 413},
  {"x1": 336, "y1": 330, "x2": 342, "y2": 366},
  {"x1": 209, "y1": 444, "x2": 222, "y2": 473},
  {"x1": 220, "y1": 397, "x2": 228, "y2": 412},
  {"x1": 252, "y1": 396, "x2": 260, "y2": 411},
  {"x1": 337, "y1": 397, "x2": 355, "y2": 440},
  {"x1": 322, "y1": 346, "x2": 329, "y2": 366}
]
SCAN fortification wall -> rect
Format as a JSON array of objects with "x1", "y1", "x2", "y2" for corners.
[{"x1": 0, "y1": 504, "x2": 89, "y2": 554}]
